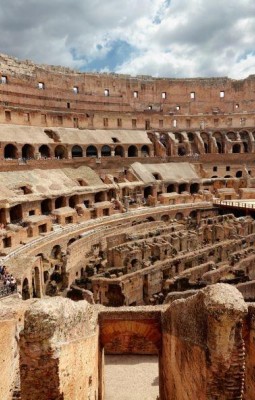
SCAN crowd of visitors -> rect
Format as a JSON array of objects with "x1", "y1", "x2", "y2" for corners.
[{"x1": 0, "y1": 266, "x2": 17, "y2": 294}]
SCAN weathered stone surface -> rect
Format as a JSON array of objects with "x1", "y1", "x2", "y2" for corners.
[
  {"x1": 20, "y1": 297, "x2": 99, "y2": 400},
  {"x1": 160, "y1": 284, "x2": 247, "y2": 400}
]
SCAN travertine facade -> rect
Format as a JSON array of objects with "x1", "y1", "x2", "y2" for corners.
[{"x1": 0, "y1": 54, "x2": 255, "y2": 399}]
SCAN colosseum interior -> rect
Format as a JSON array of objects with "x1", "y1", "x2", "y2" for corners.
[{"x1": 1, "y1": 53, "x2": 255, "y2": 399}]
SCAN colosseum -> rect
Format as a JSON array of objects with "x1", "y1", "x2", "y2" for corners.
[{"x1": 0, "y1": 53, "x2": 255, "y2": 399}]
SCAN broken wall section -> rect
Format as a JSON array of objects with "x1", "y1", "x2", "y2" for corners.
[
  {"x1": 160, "y1": 284, "x2": 247, "y2": 400},
  {"x1": 20, "y1": 298, "x2": 99, "y2": 400}
]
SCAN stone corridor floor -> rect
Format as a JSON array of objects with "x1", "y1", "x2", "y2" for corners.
[{"x1": 105, "y1": 355, "x2": 159, "y2": 400}]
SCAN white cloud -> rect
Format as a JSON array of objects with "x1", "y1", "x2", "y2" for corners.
[{"x1": 0, "y1": 0, "x2": 254, "y2": 78}]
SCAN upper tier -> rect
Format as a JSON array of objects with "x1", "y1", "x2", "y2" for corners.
[{"x1": 0, "y1": 53, "x2": 255, "y2": 117}]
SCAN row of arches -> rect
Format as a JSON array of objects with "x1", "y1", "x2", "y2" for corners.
[{"x1": 4, "y1": 143, "x2": 151, "y2": 159}]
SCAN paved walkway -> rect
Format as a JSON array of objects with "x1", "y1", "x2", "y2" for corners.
[{"x1": 105, "y1": 355, "x2": 159, "y2": 400}]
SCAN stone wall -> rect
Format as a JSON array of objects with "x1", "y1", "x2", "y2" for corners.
[
  {"x1": 20, "y1": 298, "x2": 99, "y2": 400},
  {"x1": 160, "y1": 284, "x2": 247, "y2": 400}
]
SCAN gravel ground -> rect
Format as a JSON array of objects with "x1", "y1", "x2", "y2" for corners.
[{"x1": 105, "y1": 355, "x2": 159, "y2": 400}]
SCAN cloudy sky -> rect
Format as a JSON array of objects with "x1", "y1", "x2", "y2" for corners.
[{"x1": 0, "y1": 0, "x2": 255, "y2": 78}]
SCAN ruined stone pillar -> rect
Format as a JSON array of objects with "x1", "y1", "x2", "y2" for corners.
[
  {"x1": 243, "y1": 304, "x2": 255, "y2": 400},
  {"x1": 159, "y1": 284, "x2": 247, "y2": 400},
  {"x1": 20, "y1": 298, "x2": 99, "y2": 400}
]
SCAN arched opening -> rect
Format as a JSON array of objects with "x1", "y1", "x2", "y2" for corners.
[
  {"x1": 236, "y1": 171, "x2": 243, "y2": 178},
  {"x1": 22, "y1": 278, "x2": 30, "y2": 300},
  {"x1": 69, "y1": 195, "x2": 79, "y2": 208},
  {"x1": 178, "y1": 146, "x2": 186, "y2": 156},
  {"x1": 32, "y1": 267, "x2": 41, "y2": 298},
  {"x1": 175, "y1": 212, "x2": 184, "y2": 221},
  {"x1": 22, "y1": 144, "x2": 35, "y2": 159},
  {"x1": 4, "y1": 144, "x2": 18, "y2": 159},
  {"x1": 204, "y1": 143, "x2": 209, "y2": 153},
  {"x1": 224, "y1": 175, "x2": 232, "y2": 178},
  {"x1": 161, "y1": 215, "x2": 170, "y2": 222},
  {"x1": 55, "y1": 145, "x2": 67, "y2": 159},
  {"x1": 146, "y1": 217, "x2": 155, "y2": 222},
  {"x1": 44, "y1": 271, "x2": 49, "y2": 284},
  {"x1": 188, "y1": 132, "x2": 194, "y2": 141},
  {"x1": 167, "y1": 184, "x2": 175, "y2": 193},
  {"x1": 141, "y1": 145, "x2": 150, "y2": 157},
  {"x1": 175, "y1": 133, "x2": 183, "y2": 143},
  {"x1": 178, "y1": 183, "x2": 187, "y2": 193},
  {"x1": 189, "y1": 210, "x2": 197, "y2": 220},
  {"x1": 233, "y1": 144, "x2": 241, "y2": 153},
  {"x1": 86, "y1": 145, "x2": 98, "y2": 157},
  {"x1": 144, "y1": 186, "x2": 153, "y2": 199},
  {"x1": 67, "y1": 238, "x2": 76, "y2": 246},
  {"x1": 39, "y1": 145, "x2": 51, "y2": 158},
  {"x1": 55, "y1": 196, "x2": 66, "y2": 209},
  {"x1": 243, "y1": 142, "x2": 249, "y2": 153},
  {"x1": 41, "y1": 199, "x2": 52, "y2": 215},
  {"x1": 130, "y1": 259, "x2": 139, "y2": 270},
  {"x1": 71, "y1": 145, "x2": 83, "y2": 158},
  {"x1": 95, "y1": 192, "x2": 105, "y2": 202},
  {"x1": 51, "y1": 245, "x2": 62, "y2": 259},
  {"x1": 101, "y1": 145, "x2": 111, "y2": 157},
  {"x1": 10, "y1": 204, "x2": 22, "y2": 223},
  {"x1": 115, "y1": 145, "x2": 124, "y2": 157},
  {"x1": 128, "y1": 145, "x2": 138, "y2": 157},
  {"x1": 190, "y1": 183, "x2": 199, "y2": 194},
  {"x1": 217, "y1": 142, "x2": 223, "y2": 154}
]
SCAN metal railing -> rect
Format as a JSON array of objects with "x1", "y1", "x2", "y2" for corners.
[{"x1": 214, "y1": 199, "x2": 255, "y2": 209}]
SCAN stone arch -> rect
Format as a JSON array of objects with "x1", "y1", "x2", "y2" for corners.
[
  {"x1": 86, "y1": 145, "x2": 98, "y2": 157},
  {"x1": 69, "y1": 195, "x2": 79, "y2": 208},
  {"x1": 240, "y1": 131, "x2": 250, "y2": 153},
  {"x1": 178, "y1": 146, "x2": 186, "y2": 156},
  {"x1": 4, "y1": 143, "x2": 18, "y2": 159},
  {"x1": 41, "y1": 199, "x2": 52, "y2": 215},
  {"x1": 55, "y1": 145, "x2": 67, "y2": 159},
  {"x1": 141, "y1": 145, "x2": 150, "y2": 157},
  {"x1": 190, "y1": 183, "x2": 200, "y2": 194},
  {"x1": 128, "y1": 145, "x2": 138, "y2": 157},
  {"x1": 100, "y1": 318, "x2": 161, "y2": 353},
  {"x1": 32, "y1": 266, "x2": 41, "y2": 298},
  {"x1": 71, "y1": 145, "x2": 83, "y2": 158},
  {"x1": 187, "y1": 132, "x2": 194, "y2": 141},
  {"x1": 178, "y1": 183, "x2": 187, "y2": 193},
  {"x1": 22, "y1": 144, "x2": 35, "y2": 159},
  {"x1": 22, "y1": 278, "x2": 30, "y2": 300},
  {"x1": 144, "y1": 186, "x2": 153, "y2": 198},
  {"x1": 115, "y1": 145, "x2": 124, "y2": 157},
  {"x1": 216, "y1": 142, "x2": 223, "y2": 154},
  {"x1": 67, "y1": 238, "x2": 76, "y2": 246},
  {"x1": 39, "y1": 145, "x2": 51, "y2": 158},
  {"x1": 236, "y1": 171, "x2": 243, "y2": 178},
  {"x1": 175, "y1": 212, "x2": 184, "y2": 221},
  {"x1": 101, "y1": 145, "x2": 111, "y2": 157},
  {"x1": 227, "y1": 131, "x2": 237, "y2": 141},
  {"x1": 175, "y1": 133, "x2": 184, "y2": 143},
  {"x1": 95, "y1": 191, "x2": 105, "y2": 202},
  {"x1": 55, "y1": 196, "x2": 66, "y2": 209},
  {"x1": 167, "y1": 184, "x2": 175, "y2": 193},
  {"x1": 189, "y1": 210, "x2": 197, "y2": 220},
  {"x1": 213, "y1": 132, "x2": 224, "y2": 153},
  {"x1": 10, "y1": 204, "x2": 22, "y2": 223},
  {"x1": 161, "y1": 214, "x2": 170, "y2": 222},
  {"x1": 51, "y1": 245, "x2": 62, "y2": 259},
  {"x1": 146, "y1": 216, "x2": 155, "y2": 222}
]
